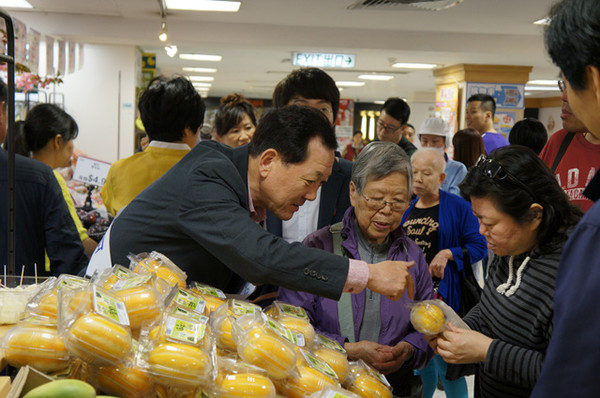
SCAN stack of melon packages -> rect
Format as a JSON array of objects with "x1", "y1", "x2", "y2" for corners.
[
  {"x1": 345, "y1": 359, "x2": 393, "y2": 398},
  {"x1": 210, "y1": 298, "x2": 261, "y2": 354},
  {"x1": 128, "y1": 251, "x2": 188, "y2": 292},
  {"x1": 207, "y1": 356, "x2": 277, "y2": 397},
  {"x1": 189, "y1": 281, "x2": 227, "y2": 314},
  {"x1": 135, "y1": 305, "x2": 216, "y2": 397},
  {"x1": 264, "y1": 301, "x2": 316, "y2": 347},
  {"x1": 1, "y1": 274, "x2": 90, "y2": 377}
]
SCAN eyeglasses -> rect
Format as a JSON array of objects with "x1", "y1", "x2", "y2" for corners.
[
  {"x1": 361, "y1": 194, "x2": 408, "y2": 212},
  {"x1": 558, "y1": 79, "x2": 566, "y2": 93},
  {"x1": 377, "y1": 120, "x2": 401, "y2": 133},
  {"x1": 475, "y1": 155, "x2": 537, "y2": 201}
]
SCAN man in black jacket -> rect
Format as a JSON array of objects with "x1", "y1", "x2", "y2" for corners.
[{"x1": 90, "y1": 106, "x2": 414, "y2": 302}]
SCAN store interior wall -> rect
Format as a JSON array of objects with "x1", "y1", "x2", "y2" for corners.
[
  {"x1": 60, "y1": 44, "x2": 137, "y2": 163},
  {"x1": 538, "y1": 106, "x2": 562, "y2": 136}
]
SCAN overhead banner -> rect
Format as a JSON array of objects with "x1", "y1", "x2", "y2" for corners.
[{"x1": 465, "y1": 82, "x2": 525, "y2": 109}]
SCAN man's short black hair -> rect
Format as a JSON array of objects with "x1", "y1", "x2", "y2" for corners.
[
  {"x1": 248, "y1": 105, "x2": 337, "y2": 164},
  {"x1": 380, "y1": 97, "x2": 411, "y2": 126},
  {"x1": 272, "y1": 68, "x2": 340, "y2": 123},
  {"x1": 467, "y1": 93, "x2": 496, "y2": 118},
  {"x1": 138, "y1": 76, "x2": 205, "y2": 142},
  {"x1": 508, "y1": 118, "x2": 548, "y2": 155},
  {"x1": 545, "y1": 0, "x2": 600, "y2": 91}
]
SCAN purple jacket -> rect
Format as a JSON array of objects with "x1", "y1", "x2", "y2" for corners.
[{"x1": 277, "y1": 207, "x2": 434, "y2": 370}]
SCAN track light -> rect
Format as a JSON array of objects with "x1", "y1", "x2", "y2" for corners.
[
  {"x1": 158, "y1": 20, "x2": 168, "y2": 42},
  {"x1": 165, "y1": 45, "x2": 178, "y2": 57}
]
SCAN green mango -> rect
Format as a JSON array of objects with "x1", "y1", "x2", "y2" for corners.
[{"x1": 23, "y1": 379, "x2": 96, "y2": 398}]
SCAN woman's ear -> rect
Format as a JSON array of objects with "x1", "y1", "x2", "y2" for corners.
[
  {"x1": 528, "y1": 203, "x2": 544, "y2": 230},
  {"x1": 349, "y1": 181, "x2": 357, "y2": 208}
]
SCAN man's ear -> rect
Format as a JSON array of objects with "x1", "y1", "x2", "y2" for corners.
[
  {"x1": 588, "y1": 65, "x2": 600, "y2": 107},
  {"x1": 258, "y1": 148, "x2": 278, "y2": 178},
  {"x1": 439, "y1": 172, "x2": 447, "y2": 184}
]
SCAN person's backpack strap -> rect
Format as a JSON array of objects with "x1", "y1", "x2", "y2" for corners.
[
  {"x1": 329, "y1": 222, "x2": 345, "y2": 257},
  {"x1": 329, "y1": 222, "x2": 356, "y2": 343},
  {"x1": 551, "y1": 132, "x2": 575, "y2": 173}
]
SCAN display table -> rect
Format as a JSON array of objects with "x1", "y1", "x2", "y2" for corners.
[{"x1": 0, "y1": 324, "x2": 15, "y2": 371}]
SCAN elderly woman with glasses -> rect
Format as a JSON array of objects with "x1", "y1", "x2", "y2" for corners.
[
  {"x1": 278, "y1": 142, "x2": 434, "y2": 398},
  {"x1": 401, "y1": 148, "x2": 487, "y2": 398},
  {"x1": 428, "y1": 146, "x2": 582, "y2": 398}
]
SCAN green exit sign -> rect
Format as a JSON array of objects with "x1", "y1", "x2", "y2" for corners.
[{"x1": 293, "y1": 52, "x2": 355, "y2": 68}]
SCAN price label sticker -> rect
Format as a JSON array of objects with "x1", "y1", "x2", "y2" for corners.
[{"x1": 73, "y1": 156, "x2": 111, "y2": 186}]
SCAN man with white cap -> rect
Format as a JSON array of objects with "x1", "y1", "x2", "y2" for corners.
[{"x1": 418, "y1": 117, "x2": 467, "y2": 195}]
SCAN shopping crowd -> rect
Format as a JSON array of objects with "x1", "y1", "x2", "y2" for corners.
[{"x1": 2, "y1": 0, "x2": 600, "y2": 396}]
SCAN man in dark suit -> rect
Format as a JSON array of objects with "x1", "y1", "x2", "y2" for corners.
[{"x1": 89, "y1": 106, "x2": 414, "y2": 302}]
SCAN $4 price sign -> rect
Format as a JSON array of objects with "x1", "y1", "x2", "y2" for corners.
[{"x1": 73, "y1": 156, "x2": 111, "y2": 187}]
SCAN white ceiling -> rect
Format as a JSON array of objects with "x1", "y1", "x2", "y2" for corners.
[{"x1": 8, "y1": 0, "x2": 560, "y2": 102}]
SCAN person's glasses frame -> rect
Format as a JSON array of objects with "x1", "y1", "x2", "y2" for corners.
[
  {"x1": 361, "y1": 193, "x2": 408, "y2": 212},
  {"x1": 558, "y1": 79, "x2": 566, "y2": 93},
  {"x1": 475, "y1": 155, "x2": 537, "y2": 201},
  {"x1": 377, "y1": 120, "x2": 402, "y2": 133}
]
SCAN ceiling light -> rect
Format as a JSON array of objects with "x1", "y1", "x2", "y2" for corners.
[
  {"x1": 374, "y1": 100, "x2": 386, "y2": 105},
  {"x1": 533, "y1": 17, "x2": 551, "y2": 25},
  {"x1": 183, "y1": 67, "x2": 217, "y2": 73},
  {"x1": 179, "y1": 53, "x2": 222, "y2": 62},
  {"x1": 336, "y1": 81, "x2": 365, "y2": 87},
  {"x1": 527, "y1": 80, "x2": 559, "y2": 86},
  {"x1": 192, "y1": 82, "x2": 212, "y2": 88},
  {"x1": 358, "y1": 74, "x2": 394, "y2": 81},
  {"x1": 0, "y1": 0, "x2": 32, "y2": 8},
  {"x1": 158, "y1": 21, "x2": 168, "y2": 42},
  {"x1": 165, "y1": 45, "x2": 178, "y2": 58},
  {"x1": 524, "y1": 86, "x2": 560, "y2": 91},
  {"x1": 166, "y1": 0, "x2": 240, "y2": 12},
  {"x1": 392, "y1": 62, "x2": 437, "y2": 69},
  {"x1": 189, "y1": 76, "x2": 214, "y2": 82}
]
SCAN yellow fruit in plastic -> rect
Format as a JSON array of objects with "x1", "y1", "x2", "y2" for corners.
[
  {"x1": 278, "y1": 316, "x2": 315, "y2": 343},
  {"x1": 240, "y1": 327, "x2": 296, "y2": 380},
  {"x1": 97, "y1": 366, "x2": 152, "y2": 398},
  {"x1": 4, "y1": 325, "x2": 70, "y2": 372},
  {"x1": 67, "y1": 313, "x2": 132, "y2": 365},
  {"x1": 277, "y1": 365, "x2": 337, "y2": 398},
  {"x1": 314, "y1": 347, "x2": 349, "y2": 383},
  {"x1": 218, "y1": 373, "x2": 276, "y2": 397},
  {"x1": 349, "y1": 374, "x2": 392, "y2": 398},
  {"x1": 217, "y1": 316, "x2": 237, "y2": 352},
  {"x1": 36, "y1": 293, "x2": 58, "y2": 318},
  {"x1": 155, "y1": 266, "x2": 186, "y2": 288},
  {"x1": 115, "y1": 285, "x2": 161, "y2": 333},
  {"x1": 410, "y1": 302, "x2": 446, "y2": 335},
  {"x1": 147, "y1": 343, "x2": 211, "y2": 387}
]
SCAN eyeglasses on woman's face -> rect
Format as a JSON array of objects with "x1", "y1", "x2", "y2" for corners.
[{"x1": 361, "y1": 193, "x2": 408, "y2": 212}]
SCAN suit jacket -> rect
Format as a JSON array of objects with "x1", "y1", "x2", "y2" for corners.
[
  {"x1": 266, "y1": 156, "x2": 352, "y2": 236},
  {"x1": 0, "y1": 151, "x2": 88, "y2": 276},
  {"x1": 108, "y1": 141, "x2": 349, "y2": 299}
]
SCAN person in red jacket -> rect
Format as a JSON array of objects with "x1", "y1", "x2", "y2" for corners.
[
  {"x1": 539, "y1": 88, "x2": 600, "y2": 212},
  {"x1": 342, "y1": 130, "x2": 365, "y2": 161}
]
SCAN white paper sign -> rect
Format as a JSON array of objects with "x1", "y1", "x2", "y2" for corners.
[{"x1": 72, "y1": 156, "x2": 111, "y2": 186}]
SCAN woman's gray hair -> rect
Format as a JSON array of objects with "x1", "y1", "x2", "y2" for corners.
[{"x1": 351, "y1": 141, "x2": 412, "y2": 194}]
